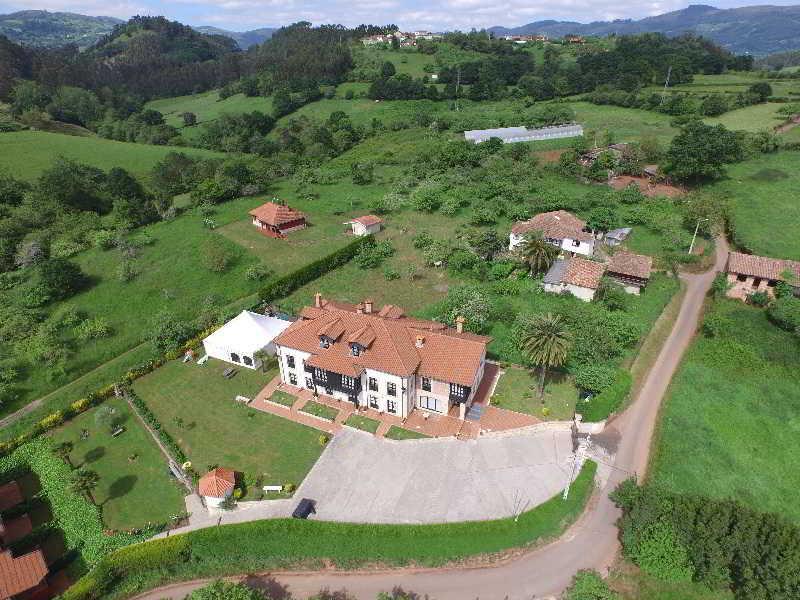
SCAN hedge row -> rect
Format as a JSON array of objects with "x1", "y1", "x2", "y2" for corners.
[
  {"x1": 259, "y1": 234, "x2": 376, "y2": 304},
  {"x1": 63, "y1": 461, "x2": 596, "y2": 600},
  {"x1": 128, "y1": 390, "x2": 187, "y2": 465},
  {"x1": 578, "y1": 368, "x2": 632, "y2": 423},
  {"x1": 0, "y1": 439, "x2": 154, "y2": 567}
]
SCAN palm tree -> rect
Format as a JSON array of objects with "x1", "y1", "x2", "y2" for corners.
[
  {"x1": 519, "y1": 235, "x2": 559, "y2": 275},
  {"x1": 53, "y1": 441, "x2": 74, "y2": 469},
  {"x1": 70, "y1": 468, "x2": 100, "y2": 505},
  {"x1": 520, "y1": 313, "x2": 572, "y2": 400}
]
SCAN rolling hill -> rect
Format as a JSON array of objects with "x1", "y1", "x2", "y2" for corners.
[
  {"x1": 0, "y1": 10, "x2": 275, "y2": 50},
  {"x1": 489, "y1": 4, "x2": 800, "y2": 55},
  {"x1": 0, "y1": 10, "x2": 121, "y2": 48}
]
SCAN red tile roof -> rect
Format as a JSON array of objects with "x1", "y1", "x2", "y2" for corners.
[
  {"x1": 248, "y1": 202, "x2": 305, "y2": 227},
  {"x1": 726, "y1": 252, "x2": 800, "y2": 281},
  {"x1": 0, "y1": 549, "x2": 47, "y2": 599},
  {"x1": 275, "y1": 299, "x2": 490, "y2": 387},
  {"x1": 351, "y1": 215, "x2": 383, "y2": 227},
  {"x1": 511, "y1": 210, "x2": 594, "y2": 242},
  {"x1": 563, "y1": 257, "x2": 606, "y2": 289},
  {"x1": 0, "y1": 482, "x2": 23, "y2": 512},
  {"x1": 607, "y1": 252, "x2": 652, "y2": 280},
  {"x1": 198, "y1": 468, "x2": 235, "y2": 498},
  {"x1": 0, "y1": 514, "x2": 33, "y2": 545}
]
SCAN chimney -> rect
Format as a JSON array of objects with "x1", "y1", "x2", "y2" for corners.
[
  {"x1": 456, "y1": 316, "x2": 465, "y2": 334},
  {"x1": 314, "y1": 292, "x2": 322, "y2": 308},
  {"x1": 356, "y1": 303, "x2": 364, "y2": 314},
  {"x1": 415, "y1": 335, "x2": 425, "y2": 348},
  {"x1": 364, "y1": 299, "x2": 373, "y2": 314}
]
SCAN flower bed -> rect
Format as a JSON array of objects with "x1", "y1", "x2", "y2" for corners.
[
  {"x1": 344, "y1": 414, "x2": 380, "y2": 434},
  {"x1": 298, "y1": 400, "x2": 339, "y2": 422},
  {"x1": 267, "y1": 390, "x2": 297, "y2": 408}
]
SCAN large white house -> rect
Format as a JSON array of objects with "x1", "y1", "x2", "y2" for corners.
[
  {"x1": 202, "y1": 311, "x2": 292, "y2": 369},
  {"x1": 273, "y1": 295, "x2": 490, "y2": 420},
  {"x1": 510, "y1": 210, "x2": 595, "y2": 257}
]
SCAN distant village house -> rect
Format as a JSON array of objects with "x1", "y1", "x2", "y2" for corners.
[
  {"x1": 725, "y1": 252, "x2": 800, "y2": 302},
  {"x1": 510, "y1": 210, "x2": 595, "y2": 257},
  {"x1": 249, "y1": 201, "x2": 306, "y2": 238}
]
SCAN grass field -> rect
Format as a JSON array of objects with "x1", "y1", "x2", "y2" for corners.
[
  {"x1": 571, "y1": 102, "x2": 678, "y2": 143},
  {"x1": 704, "y1": 151, "x2": 800, "y2": 260},
  {"x1": 0, "y1": 130, "x2": 223, "y2": 181},
  {"x1": 704, "y1": 102, "x2": 787, "y2": 132},
  {"x1": 490, "y1": 366, "x2": 577, "y2": 420},
  {"x1": 650, "y1": 301, "x2": 800, "y2": 522},
  {"x1": 132, "y1": 359, "x2": 324, "y2": 495},
  {"x1": 49, "y1": 397, "x2": 186, "y2": 531},
  {"x1": 145, "y1": 91, "x2": 274, "y2": 143},
  {"x1": 354, "y1": 47, "x2": 437, "y2": 78},
  {"x1": 1, "y1": 196, "x2": 270, "y2": 418}
]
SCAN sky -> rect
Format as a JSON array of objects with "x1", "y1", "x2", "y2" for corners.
[{"x1": 1, "y1": 0, "x2": 799, "y2": 31}]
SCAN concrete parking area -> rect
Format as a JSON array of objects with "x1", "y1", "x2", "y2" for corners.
[{"x1": 295, "y1": 426, "x2": 575, "y2": 524}]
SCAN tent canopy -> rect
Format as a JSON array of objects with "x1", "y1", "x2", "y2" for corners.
[{"x1": 203, "y1": 311, "x2": 292, "y2": 356}]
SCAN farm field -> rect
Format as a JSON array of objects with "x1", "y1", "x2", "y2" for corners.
[
  {"x1": 705, "y1": 151, "x2": 800, "y2": 260},
  {"x1": 0, "y1": 130, "x2": 224, "y2": 181},
  {"x1": 0, "y1": 196, "x2": 269, "y2": 418},
  {"x1": 49, "y1": 396, "x2": 186, "y2": 531},
  {"x1": 353, "y1": 47, "x2": 437, "y2": 78},
  {"x1": 704, "y1": 101, "x2": 787, "y2": 132},
  {"x1": 650, "y1": 301, "x2": 800, "y2": 522},
  {"x1": 132, "y1": 359, "x2": 324, "y2": 496}
]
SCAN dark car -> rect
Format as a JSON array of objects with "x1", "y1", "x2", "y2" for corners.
[{"x1": 292, "y1": 498, "x2": 316, "y2": 519}]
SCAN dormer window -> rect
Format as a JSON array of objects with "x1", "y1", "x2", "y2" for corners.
[
  {"x1": 319, "y1": 335, "x2": 331, "y2": 348},
  {"x1": 350, "y1": 343, "x2": 362, "y2": 357}
]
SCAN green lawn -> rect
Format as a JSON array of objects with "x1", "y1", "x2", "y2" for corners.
[
  {"x1": 132, "y1": 359, "x2": 324, "y2": 494},
  {"x1": 651, "y1": 301, "x2": 800, "y2": 522},
  {"x1": 267, "y1": 390, "x2": 296, "y2": 407},
  {"x1": 49, "y1": 397, "x2": 186, "y2": 531},
  {"x1": 571, "y1": 102, "x2": 679, "y2": 144},
  {"x1": 703, "y1": 151, "x2": 800, "y2": 260},
  {"x1": 354, "y1": 47, "x2": 436, "y2": 78},
  {"x1": 385, "y1": 425, "x2": 430, "y2": 440},
  {"x1": 300, "y1": 400, "x2": 339, "y2": 421},
  {"x1": 0, "y1": 130, "x2": 223, "y2": 181},
  {"x1": 344, "y1": 414, "x2": 380, "y2": 433},
  {"x1": 490, "y1": 366, "x2": 577, "y2": 420}
]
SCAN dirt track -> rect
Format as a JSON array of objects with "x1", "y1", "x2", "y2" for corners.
[{"x1": 132, "y1": 238, "x2": 729, "y2": 600}]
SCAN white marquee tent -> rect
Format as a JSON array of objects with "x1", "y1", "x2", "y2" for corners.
[{"x1": 202, "y1": 310, "x2": 292, "y2": 369}]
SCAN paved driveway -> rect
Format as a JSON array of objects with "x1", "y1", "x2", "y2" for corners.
[{"x1": 295, "y1": 426, "x2": 575, "y2": 524}]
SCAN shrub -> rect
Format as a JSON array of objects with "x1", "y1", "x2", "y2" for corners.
[
  {"x1": 245, "y1": 264, "x2": 272, "y2": 281},
  {"x1": 383, "y1": 266, "x2": 400, "y2": 280},
  {"x1": 202, "y1": 237, "x2": 235, "y2": 273},
  {"x1": 747, "y1": 291, "x2": 770, "y2": 307},
  {"x1": 767, "y1": 296, "x2": 800, "y2": 332},
  {"x1": 564, "y1": 570, "x2": 620, "y2": 600},
  {"x1": 573, "y1": 364, "x2": 617, "y2": 394},
  {"x1": 578, "y1": 369, "x2": 631, "y2": 422},
  {"x1": 629, "y1": 521, "x2": 694, "y2": 581}
]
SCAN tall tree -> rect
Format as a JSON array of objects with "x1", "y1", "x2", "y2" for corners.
[
  {"x1": 520, "y1": 313, "x2": 572, "y2": 399},
  {"x1": 53, "y1": 441, "x2": 74, "y2": 469},
  {"x1": 518, "y1": 235, "x2": 559, "y2": 274},
  {"x1": 70, "y1": 468, "x2": 100, "y2": 505}
]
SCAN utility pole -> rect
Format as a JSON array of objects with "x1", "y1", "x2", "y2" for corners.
[
  {"x1": 660, "y1": 65, "x2": 672, "y2": 105},
  {"x1": 563, "y1": 435, "x2": 591, "y2": 501},
  {"x1": 688, "y1": 217, "x2": 709, "y2": 255}
]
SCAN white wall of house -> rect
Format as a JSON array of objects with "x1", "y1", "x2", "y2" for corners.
[
  {"x1": 276, "y1": 346, "x2": 312, "y2": 388},
  {"x1": 509, "y1": 232, "x2": 594, "y2": 257},
  {"x1": 362, "y1": 368, "x2": 411, "y2": 418},
  {"x1": 351, "y1": 222, "x2": 381, "y2": 236},
  {"x1": 203, "y1": 490, "x2": 231, "y2": 508},
  {"x1": 543, "y1": 282, "x2": 596, "y2": 302}
]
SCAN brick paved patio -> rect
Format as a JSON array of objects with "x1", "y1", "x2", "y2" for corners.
[{"x1": 253, "y1": 370, "x2": 550, "y2": 442}]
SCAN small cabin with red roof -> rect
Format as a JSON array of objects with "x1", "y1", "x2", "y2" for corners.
[{"x1": 249, "y1": 201, "x2": 306, "y2": 238}]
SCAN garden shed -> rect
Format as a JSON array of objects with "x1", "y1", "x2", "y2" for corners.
[
  {"x1": 345, "y1": 215, "x2": 383, "y2": 236},
  {"x1": 198, "y1": 467, "x2": 236, "y2": 508},
  {"x1": 202, "y1": 310, "x2": 292, "y2": 369}
]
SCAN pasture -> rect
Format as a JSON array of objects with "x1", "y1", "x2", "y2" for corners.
[
  {"x1": 146, "y1": 91, "x2": 274, "y2": 130},
  {"x1": 0, "y1": 130, "x2": 223, "y2": 181},
  {"x1": 650, "y1": 301, "x2": 800, "y2": 522},
  {"x1": 706, "y1": 151, "x2": 800, "y2": 260}
]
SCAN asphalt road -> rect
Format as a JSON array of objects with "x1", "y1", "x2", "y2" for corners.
[{"x1": 134, "y1": 237, "x2": 729, "y2": 600}]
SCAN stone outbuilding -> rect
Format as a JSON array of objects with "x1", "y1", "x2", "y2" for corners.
[
  {"x1": 606, "y1": 252, "x2": 653, "y2": 295},
  {"x1": 542, "y1": 257, "x2": 606, "y2": 302}
]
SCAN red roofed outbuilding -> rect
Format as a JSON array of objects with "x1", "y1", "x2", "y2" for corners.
[
  {"x1": 345, "y1": 215, "x2": 383, "y2": 236},
  {"x1": 249, "y1": 201, "x2": 306, "y2": 238},
  {"x1": 198, "y1": 468, "x2": 236, "y2": 508}
]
